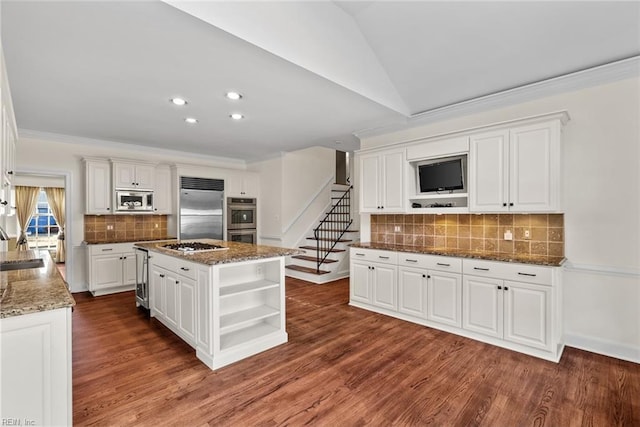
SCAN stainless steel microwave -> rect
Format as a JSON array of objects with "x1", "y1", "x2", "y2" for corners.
[{"x1": 115, "y1": 190, "x2": 154, "y2": 212}]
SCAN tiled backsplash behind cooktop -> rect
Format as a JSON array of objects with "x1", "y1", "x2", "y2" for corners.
[
  {"x1": 371, "y1": 213, "x2": 563, "y2": 257},
  {"x1": 84, "y1": 215, "x2": 168, "y2": 243}
]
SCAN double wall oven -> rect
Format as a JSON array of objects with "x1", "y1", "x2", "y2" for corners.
[{"x1": 227, "y1": 197, "x2": 257, "y2": 244}]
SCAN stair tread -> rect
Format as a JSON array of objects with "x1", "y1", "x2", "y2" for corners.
[
  {"x1": 286, "y1": 264, "x2": 331, "y2": 275},
  {"x1": 306, "y1": 237, "x2": 352, "y2": 242},
  {"x1": 315, "y1": 229, "x2": 359, "y2": 233},
  {"x1": 291, "y1": 255, "x2": 338, "y2": 263},
  {"x1": 299, "y1": 246, "x2": 346, "y2": 253}
]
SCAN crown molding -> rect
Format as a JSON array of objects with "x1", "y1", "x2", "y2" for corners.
[
  {"x1": 355, "y1": 56, "x2": 640, "y2": 140},
  {"x1": 17, "y1": 129, "x2": 246, "y2": 167}
]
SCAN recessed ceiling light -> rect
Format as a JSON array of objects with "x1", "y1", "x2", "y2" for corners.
[
  {"x1": 185, "y1": 117, "x2": 198, "y2": 124},
  {"x1": 230, "y1": 113, "x2": 244, "y2": 120},
  {"x1": 225, "y1": 92, "x2": 242, "y2": 100},
  {"x1": 170, "y1": 97, "x2": 187, "y2": 106}
]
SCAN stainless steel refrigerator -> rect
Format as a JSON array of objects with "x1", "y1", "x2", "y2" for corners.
[{"x1": 179, "y1": 177, "x2": 224, "y2": 240}]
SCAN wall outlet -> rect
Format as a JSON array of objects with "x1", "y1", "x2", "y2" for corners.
[
  {"x1": 524, "y1": 229, "x2": 530, "y2": 239},
  {"x1": 106, "y1": 225, "x2": 113, "y2": 230},
  {"x1": 394, "y1": 225, "x2": 401, "y2": 233},
  {"x1": 504, "y1": 230, "x2": 513, "y2": 241},
  {"x1": 256, "y1": 265, "x2": 263, "y2": 276},
  {"x1": 154, "y1": 223, "x2": 159, "y2": 229}
]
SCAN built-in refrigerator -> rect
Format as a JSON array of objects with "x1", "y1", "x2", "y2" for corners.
[{"x1": 179, "y1": 177, "x2": 224, "y2": 240}]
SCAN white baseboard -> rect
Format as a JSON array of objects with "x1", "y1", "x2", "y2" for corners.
[{"x1": 565, "y1": 333, "x2": 639, "y2": 364}]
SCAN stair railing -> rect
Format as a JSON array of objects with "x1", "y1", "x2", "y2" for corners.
[{"x1": 313, "y1": 185, "x2": 353, "y2": 273}]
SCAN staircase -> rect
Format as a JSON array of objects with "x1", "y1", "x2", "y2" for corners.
[{"x1": 285, "y1": 183, "x2": 358, "y2": 283}]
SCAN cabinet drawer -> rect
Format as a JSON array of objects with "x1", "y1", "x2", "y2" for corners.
[
  {"x1": 89, "y1": 242, "x2": 133, "y2": 255},
  {"x1": 398, "y1": 253, "x2": 462, "y2": 273},
  {"x1": 463, "y1": 259, "x2": 552, "y2": 286},
  {"x1": 174, "y1": 260, "x2": 198, "y2": 280},
  {"x1": 350, "y1": 248, "x2": 398, "y2": 265},
  {"x1": 151, "y1": 253, "x2": 198, "y2": 280}
]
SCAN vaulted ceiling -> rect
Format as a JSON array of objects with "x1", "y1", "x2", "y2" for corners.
[{"x1": 2, "y1": 1, "x2": 639, "y2": 161}]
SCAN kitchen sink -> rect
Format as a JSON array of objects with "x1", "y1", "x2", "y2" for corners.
[{"x1": 0, "y1": 259, "x2": 45, "y2": 271}]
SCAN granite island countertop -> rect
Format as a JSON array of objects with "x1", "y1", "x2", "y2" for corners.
[
  {"x1": 0, "y1": 250, "x2": 75, "y2": 319},
  {"x1": 134, "y1": 239, "x2": 303, "y2": 265},
  {"x1": 350, "y1": 242, "x2": 565, "y2": 267}
]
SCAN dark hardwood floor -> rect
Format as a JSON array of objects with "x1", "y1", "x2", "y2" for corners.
[{"x1": 72, "y1": 278, "x2": 639, "y2": 426}]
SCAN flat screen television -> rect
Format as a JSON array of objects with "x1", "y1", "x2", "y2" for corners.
[{"x1": 417, "y1": 156, "x2": 466, "y2": 194}]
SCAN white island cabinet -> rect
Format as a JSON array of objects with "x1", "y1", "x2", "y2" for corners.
[{"x1": 146, "y1": 243, "x2": 291, "y2": 370}]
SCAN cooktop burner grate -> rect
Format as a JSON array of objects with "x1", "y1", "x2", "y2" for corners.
[{"x1": 162, "y1": 242, "x2": 229, "y2": 253}]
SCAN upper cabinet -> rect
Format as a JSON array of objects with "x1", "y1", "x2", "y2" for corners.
[
  {"x1": 1, "y1": 46, "x2": 17, "y2": 216},
  {"x1": 153, "y1": 165, "x2": 173, "y2": 214},
  {"x1": 84, "y1": 159, "x2": 112, "y2": 215},
  {"x1": 113, "y1": 161, "x2": 155, "y2": 190},
  {"x1": 226, "y1": 171, "x2": 259, "y2": 198},
  {"x1": 469, "y1": 117, "x2": 564, "y2": 213},
  {"x1": 359, "y1": 149, "x2": 404, "y2": 213}
]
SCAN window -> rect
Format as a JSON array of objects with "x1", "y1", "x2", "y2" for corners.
[{"x1": 26, "y1": 189, "x2": 59, "y2": 249}]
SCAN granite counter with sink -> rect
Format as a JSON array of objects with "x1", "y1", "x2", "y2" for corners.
[{"x1": 0, "y1": 249, "x2": 75, "y2": 318}]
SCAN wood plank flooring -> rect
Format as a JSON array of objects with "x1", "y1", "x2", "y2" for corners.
[{"x1": 72, "y1": 278, "x2": 640, "y2": 426}]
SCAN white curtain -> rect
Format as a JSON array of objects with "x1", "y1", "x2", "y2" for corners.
[
  {"x1": 44, "y1": 187, "x2": 66, "y2": 263},
  {"x1": 15, "y1": 186, "x2": 40, "y2": 251}
]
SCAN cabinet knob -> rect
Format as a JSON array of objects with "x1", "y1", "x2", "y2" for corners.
[
  {"x1": 107, "y1": 207, "x2": 110, "y2": 211},
  {"x1": 504, "y1": 286, "x2": 509, "y2": 291},
  {"x1": 123, "y1": 256, "x2": 127, "y2": 259},
  {"x1": 502, "y1": 203, "x2": 507, "y2": 207},
  {"x1": 427, "y1": 275, "x2": 431, "y2": 279},
  {"x1": 176, "y1": 280, "x2": 179, "y2": 284},
  {"x1": 497, "y1": 285, "x2": 502, "y2": 290},
  {"x1": 509, "y1": 203, "x2": 514, "y2": 207},
  {"x1": 119, "y1": 257, "x2": 123, "y2": 260},
  {"x1": 7, "y1": 171, "x2": 13, "y2": 175},
  {"x1": 422, "y1": 274, "x2": 426, "y2": 278},
  {"x1": 159, "y1": 274, "x2": 165, "y2": 278}
]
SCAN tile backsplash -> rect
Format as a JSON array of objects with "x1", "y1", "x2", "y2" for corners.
[
  {"x1": 371, "y1": 213, "x2": 564, "y2": 257},
  {"x1": 84, "y1": 215, "x2": 169, "y2": 243}
]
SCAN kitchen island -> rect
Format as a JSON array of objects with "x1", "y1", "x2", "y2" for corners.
[
  {"x1": 134, "y1": 239, "x2": 302, "y2": 370},
  {"x1": 0, "y1": 250, "x2": 75, "y2": 426}
]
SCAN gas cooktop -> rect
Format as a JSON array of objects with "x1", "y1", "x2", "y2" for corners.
[{"x1": 162, "y1": 242, "x2": 229, "y2": 254}]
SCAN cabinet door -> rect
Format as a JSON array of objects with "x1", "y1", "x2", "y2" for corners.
[
  {"x1": 91, "y1": 255, "x2": 123, "y2": 290},
  {"x1": 241, "y1": 172, "x2": 260, "y2": 197},
  {"x1": 427, "y1": 271, "x2": 462, "y2": 327},
  {"x1": 509, "y1": 122, "x2": 559, "y2": 212},
  {"x1": 380, "y1": 151, "x2": 404, "y2": 212},
  {"x1": 164, "y1": 272, "x2": 179, "y2": 328},
  {"x1": 121, "y1": 252, "x2": 137, "y2": 286},
  {"x1": 134, "y1": 165, "x2": 155, "y2": 190},
  {"x1": 179, "y1": 276, "x2": 197, "y2": 345},
  {"x1": 462, "y1": 275, "x2": 503, "y2": 338},
  {"x1": 85, "y1": 161, "x2": 111, "y2": 214},
  {"x1": 350, "y1": 262, "x2": 372, "y2": 303},
  {"x1": 359, "y1": 154, "x2": 380, "y2": 212},
  {"x1": 503, "y1": 281, "x2": 551, "y2": 351},
  {"x1": 398, "y1": 267, "x2": 427, "y2": 318},
  {"x1": 469, "y1": 130, "x2": 509, "y2": 212},
  {"x1": 154, "y1": 166, "x2": 172, "y2": 214},
  {"x1": 113, "y1": 163, "x2": 137, "y2": 189},
  {"x1": 372, "y1": 264, "x2": 397, "y2": 310},
  {"x1": 150, "y1": 268, "x2": 166, "y2": 317}
]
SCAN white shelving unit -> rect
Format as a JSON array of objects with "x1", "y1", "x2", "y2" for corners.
[{"x1": 408, "y1": 193, "x2": 469, "y2": 213}]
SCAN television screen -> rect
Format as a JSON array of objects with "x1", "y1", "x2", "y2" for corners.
[{"x1": 418, "y1": 159, "x2": 464, "y2": 193}]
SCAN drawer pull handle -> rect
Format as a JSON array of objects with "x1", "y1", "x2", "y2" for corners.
[
  {"x1": 518, "y1": 272, "x2": 537, "y2": 277},
  {"x1": 355, "y1": 253, "x2": 365, "y2": 256},
  {"x1": 379, "y1": 256, "x2": 390, "y2": 259},
  {"x1": 159, "y1": 274, "x2": 165, "y2": 278},
  {"x1": 102, "y1": 248, "x2": 113, "y2": 251},
  {"x1": 437, "y1": 263, "x2": 450, "y2": 267},
  {"x1": 406, "y1": 259, "x2": 418, "y2": 263},
  {"x1": 474, "y1": 267, "x2": 489, "y2": 271},
  {"x1": 180, "y1": 267, "x2": 190, "y2": 271}
]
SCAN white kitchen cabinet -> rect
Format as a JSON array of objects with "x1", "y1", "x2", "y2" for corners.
[
  {"x1": 86, "y1": 243, "x2": 136, "y2": 295},
  {"x1": 227, "y1": 171, "x2": 259, "y2": 197},
  {"x1": 153, "y1": 165, "x2": 173, "y2": 214},
  {"x1": 84, "y1": 158, "x2": 112, "y2": 214},
  {"x1": 350, "y1": 247, "x2": 562, "y2": 361},
  {"x1": 469, "y1": 117, "x2": 563, "y2": 213},
  {"x1": 0, "y1": 308, "x2": 73, "y2": 426},
  {"x1": 150, "y1": 268, "x2": 166, "y2": 317},
  {"x1": 113, "y1": 161, "x2": 155, "y2": 190},
  {"x1": 179, "y1": 276, "x2": 197, "y2": 344},
  {"x1": 1, "y1": 47, "x2": 17, "y2": 217},
  {"x1": 358, "y1": 149, "x2": 404, "y2": 213}
]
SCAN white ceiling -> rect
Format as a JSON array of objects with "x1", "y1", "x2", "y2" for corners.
[{"x1": 2, "y1": 1, "x2": 639, "y2": 162}]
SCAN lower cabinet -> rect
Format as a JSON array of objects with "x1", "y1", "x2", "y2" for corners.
[
  {"x1": 0, "y1": 308, "x2": 72, "y2": 426},
  {"x1": 86, "y1": 243, "x2": 136, "y2": 296},
  {"x1": 350, "y1": 248, "x2": 562, "y2": 362}
]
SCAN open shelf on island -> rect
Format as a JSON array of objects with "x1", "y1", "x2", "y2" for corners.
[
  {"x1": 220, "y1": 305, "x2": 280, "y2": 332},
  {"x1": 220, "y1": 322, "x2": 281, "y2": 351},
  {"x1": 220, "y1": 279, "x2": 280, "y2": 298}
]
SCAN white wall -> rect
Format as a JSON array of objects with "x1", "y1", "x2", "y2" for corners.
[
  {"x1": 15, "y1": 132, "x2": 247, "y2": 293},
  {"x1": 359, "y1": 77, "x2": 640, "y2": 362}
]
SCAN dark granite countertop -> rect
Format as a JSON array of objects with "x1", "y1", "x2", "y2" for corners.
[
  {"x1": 84, "y1": 237, "x2": 177, "y2": 245},
  {"x1": 134, "y1": 239, "x2": 303, "y2": 266},
  {"x1": 350, "y1": 242, "x2": 565, "y2": 267},
  {"x1": 0, "y1": 250, "x2": 76, "y2": 319}
]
